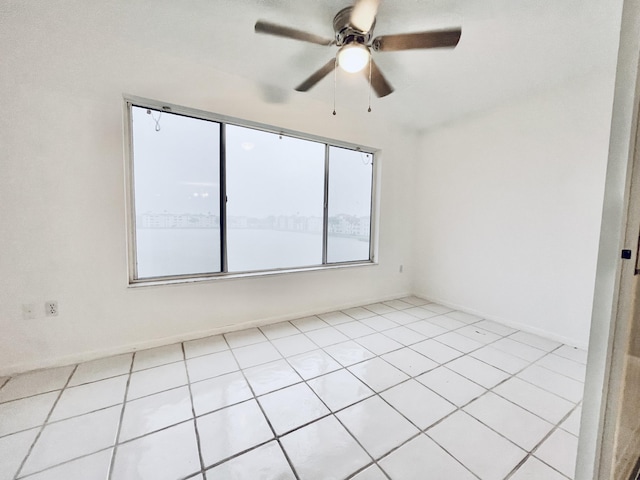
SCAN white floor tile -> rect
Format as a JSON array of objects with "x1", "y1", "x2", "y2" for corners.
[
  {"x1": 464, "y1": 392, "x2": 554, "y2": 450},
  {"x1": 348, "y1": 358, "x2": 409, "y2": 392},
  {"x1": 410, "y1": 339, "x2": 463, "y2": 364},
  {"x1": 494, "y1": 378, "x2": 575, "y2": 424},
  {"x1": 560, "y1": 406, "x2": 582, "y2": 436},
  {"x1": 25, "y1": 448, "x2": 112, "y2": 480},
  {"x1": 517, "y1": 365, "x2": 584, "y2": 402},
  {"x1": 243, "y1": 359, "x2": 302, "y2": 396},
  {"x1": 351, "y1": 464, "x2": 388, "y2": 480},
  {"x1": 381, "y1": 311, "x2": 420, "y2": 326},
  {"x1": 510, "y1": 331, "x2": 563, "y2": 352},
  {"x1": 112, "y1": 421, "x2": 200, "y2": 480},
  {"x1": 318, "y1": 311, "x2": 353, "y2": 326},
  {"x1": 343, "y1": 307, "x2": 377, "y2": 320},
  {"x1": 287, "y1": 350, "x2": 341, "y2": 380},
  {"x1": 428, "y1": 411, "x2": 526, "y2": 480},
  {"x1": 21, "y1": 406, "x2": 121, "y2": 476},
  {"x1": 197, "y1": 400, "x2": 273, "y2": 466},
  {"x1": 50, "y1": 375, "x2": 127, "y2": 422},
  {"x1": 307, "y1": 369, "x2": 373, "y2": 411},
  {"x1": 427, "y1": 316, "x2": 467, "y2": 331},
  {"x1": 403, "y1": 306, "x2": 439, "y2": 320},
  {"x1": 259, "y1": 322, "x2": 299, "y2": 340},
  {"x1": 281, "y1": 416, "x2": 370, "y2": 480},
  {"x1": 470, "y1": 346, "x2": 530, "y2": 374},
  {"x1": 446, "y1": 356, "x2": 510, "y2": 388},
  {"x1": 271, "y1": 334, "x2": 317, "y2": 357},
  {"x1": 509, "y1": 456, "x2": 569, "y2": 480},
  {"x1": 434, "y1": 332, "x2": 483, "y2": 353},
  {"x1": 68, "y1": 354, "x2": 132, "y2": 386},
  {"x1": 119, "y1": 386, "x2": 192, "y2": 441},
  {"x1": 416, "y1": 367, "x2": 485, "y2": 407},
  {"x1": 474, "y1": 320, "x2": 517, "y2": 336},
  {"x1": 382, "y1": 379, "x2": 456, "y2": 430},
  {"x1": 363, "y1": 303, "x2": 396, "y2": 315},
  {"x1": 554, "y1": 345, "x2": 588, "y2": 364},
  {"x1": 444, "y1": 311, "x2": 483, "y2": 324},
  {"x1": 381, "y1": 348, "x2": 438, "y2": 376},
  {"x1": 335, "y1": 321, "x2": 377, "y2": 339},
  {"x1": 383, "y1": 327, "x2": 426, "y2": 346},
  {"x1": 183, "y1": 335, "x2": 227, "y2": 359},
  {"x1": 534, "y1": 429, "x2": 579, "y2": 478},
  {"x1": 205, "y1": 441, "x2": 295, "y2": 480},
  {"x1": 405, "y1": 320, "x2": 448, "y2": 338},
  {"x1": 128, "y1": 362, "x2": 188, "y2": 400},
  {"x1": 455, "y1": 325, "x2": 501, "y2": 344},
  {"x1": 186, "y1": 350, "x2": 238, "y2": 383},
  {"x1": 535, "y1": 354, "x2": 587, "y2": 382},
  {"x1": 379, "y1": 434, "x2": 476, "y2": 480},
  {"x1": 383, "y1": 299, "x2": 415, "y2": 310},
  {"x1": 305, "y1": 327, "x2": 349, "y2": 347},
  {"x1": 0, "y1": 392, "x2": 58, "y2": 437},
  {"x1": 401, "y1": 296, "x2": 430, "y2": 307},
  {"x1": 0, "y1": 428, "x2": 39, "y2": 480},
  {"x1": 421, "y1": 303, "x2": 454, "y2": 314},
  {"x1": 337, "y1": 396, "x2": 419, "y2": 458},
  {"x1": 258, "y1": 383, "x2": 329, "y2": 435},
  {"x1": 355, "y1": 333, "x2": 403, "y2": 355},
  {"x1": 324, "y1": 341, "x2": 375, "y2": 367},
  {"x1": 491, "y1": 338, "x2": 547, "y2": 362},
  {"x1": 232, "y1": 342, "x2": 282, "y2": 369},
  {"x1": 191, "y1": 371, "x2": 253, "y2": 415},
  {"x1": 132, "y1": 344, "x2": 183, "y2": 371},
  {"x1": 290, "y1": 315, "x2": 328, "y2": 332},
  {"x1": 0, "y1": 366, "x2": 74, "y2": 403},
  {"x1": 359, "y1": 316, "x2": 399, "y2": 332},
  {"x1": 224, "y1": 328, "x2": 267, "y2": 348}
]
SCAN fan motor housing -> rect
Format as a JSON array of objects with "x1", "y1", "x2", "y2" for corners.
[{"x1": 333, "y1": 7, "x2": 374, "y2": 46}]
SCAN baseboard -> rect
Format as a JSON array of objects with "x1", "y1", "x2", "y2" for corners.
[
  {"x1": 413, "y1": 292, "x2": 589, "y2": 350},
  {"x1": 0, "y1": 291, "x2": 412, "y2": 377}
]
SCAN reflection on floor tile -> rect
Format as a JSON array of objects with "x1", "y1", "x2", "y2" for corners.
[{"x1": 0, "y1": 297, "x2": 585, "y2": 480}]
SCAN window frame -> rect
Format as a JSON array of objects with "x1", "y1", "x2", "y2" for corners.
[{"x1": 124, "y1": 95, "x2": 379, "y2": 286}]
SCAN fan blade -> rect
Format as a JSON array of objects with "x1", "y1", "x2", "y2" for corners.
[
  {"x1": 373, "y1": 28, "x2": 461, "y2": 51},
  {"x1": 255, "y1": 20, "x2": 334, "y2": 46},
  {"x1": 350, "y1": 0, "x2": 380, "y2": 33},
  {"x1": 295, "y1": 58, "x2": 336, "y2": 92},
  {"x1": 364, "y1": 59, "x2": 394, "y2": 97}
]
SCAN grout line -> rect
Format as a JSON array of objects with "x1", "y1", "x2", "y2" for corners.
[
  {"x1": 180, "y1": 342, "x2": 206, "y2": 477},
  {"x1": 13, "y1": 365, "x2": 78, "y2": 480},
  {"x1": 106, "y1": 352, "x2": 135, "y2": 480}
]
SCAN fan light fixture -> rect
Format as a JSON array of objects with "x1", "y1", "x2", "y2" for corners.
[{"x1": 337, "y1": 44, "x2": 370, "y2": 73}]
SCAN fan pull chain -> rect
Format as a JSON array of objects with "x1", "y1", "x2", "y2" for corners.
[
  {"x1": 333, "y1": 57, "x2": 338, "y2": 116},
  {"x1": 367, "y1": 56, "x2": 372, "y2": 113}
]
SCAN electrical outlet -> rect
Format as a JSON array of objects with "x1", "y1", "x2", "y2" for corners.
[
  {"x1": 45, "y1": 301, "x2": 58, "y2": 317},
  {"x1": 22, "y1": 303, "x2": 37, "y2": 320}
]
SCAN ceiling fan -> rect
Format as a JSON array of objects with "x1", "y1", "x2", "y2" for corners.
[{"x1": 255, "y1": 0, "x2": 462, "y2": 98}]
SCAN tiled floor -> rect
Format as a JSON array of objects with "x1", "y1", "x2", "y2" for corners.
[{"x1": 0, "y1": 297, "x2": 587, "y2": 480}]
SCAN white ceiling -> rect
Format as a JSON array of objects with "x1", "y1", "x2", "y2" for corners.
[{"x1": 2, "y1": 0, "x2": 623, "y2": 131}]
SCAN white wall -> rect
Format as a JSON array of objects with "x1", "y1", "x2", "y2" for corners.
[
  {"x1": 413, "y1": 73, "x2": 617, "y2": 348},
  {"x1": 0, "y1": 11, "x2": 415, "y2": 375}
]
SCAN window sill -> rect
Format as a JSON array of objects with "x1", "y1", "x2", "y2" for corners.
[{"x1": 127, "y1": 260, "x2": 378, "y2": 288}]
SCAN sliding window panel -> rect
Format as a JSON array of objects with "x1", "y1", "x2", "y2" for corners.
[
  {"x1": 131, "y1": 106, "x2": 221, "y2": 279},
  {"x1": 327, "y1": 146, "x2": 373, "y2": 263},
  {"x1": 226, "y1": 126, "x2": 325, "y2": 272}
]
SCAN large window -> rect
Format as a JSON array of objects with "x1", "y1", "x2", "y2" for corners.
[{"x1": 127, "y1": 100, "x2": 375, "y2": 283}]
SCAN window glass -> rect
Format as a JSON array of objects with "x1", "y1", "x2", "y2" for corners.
[
  {"x1": 131, "y1": 106, "x2": 221, "y2": 278},
  {"x1": 225, "y1": 125, "x2": 325, "y2": 272},
  {"x1": 327, "y1": 146, "x2": 373, "y2": 263}
]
